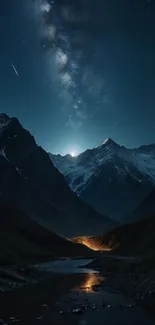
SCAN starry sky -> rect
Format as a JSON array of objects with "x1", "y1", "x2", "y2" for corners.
[{"x1": 0, "y1": 0, "x2": 155, "y2": 155}]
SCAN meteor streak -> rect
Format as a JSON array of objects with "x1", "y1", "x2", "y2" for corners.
[{"x1": 11, "y1": 62, "x2": 19, "y2": 77}]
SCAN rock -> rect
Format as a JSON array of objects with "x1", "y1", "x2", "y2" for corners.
[
  {"x1": 82, "y1": 304, "x2": 88, "y2": 310},
  {"x1": 128, "y1": 303, "x2": 136, "y2": 308},
  {"x1": 128, "y1": 304, "x2": 135, "y2": 308},
  {"x1": 72, "y1": 308, "x2": 84, "y2": 314}
]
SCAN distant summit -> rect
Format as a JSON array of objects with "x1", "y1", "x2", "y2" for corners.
[
  {"x1": 50, "y1": 139, "x2": 155, "y2": 222},
  {"x1": 101, "y1": 138, "x2": 116, "y2": 146}
]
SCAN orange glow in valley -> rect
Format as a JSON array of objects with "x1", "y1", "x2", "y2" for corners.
[{"x1": 73, "y1": 236, "x2": 112, "y2": 252}]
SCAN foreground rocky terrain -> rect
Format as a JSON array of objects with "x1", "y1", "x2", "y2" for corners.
[
  {"x1": 88, "y1": 254, "x2": 155, "y2": 320},
  {"x1": 0, "y1": 257, "x2": 155, "y2": 325}
]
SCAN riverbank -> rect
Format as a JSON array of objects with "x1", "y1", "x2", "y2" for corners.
[
  {"x1": 0, "y1": 259, "x2": 96, "y2": 324},
  {"x1": 87, "y1": 254, "x2": 155, "y2": 320},
  {"x1": 0, "y1": 255, "x2": 96, "y2": 293},
  {"x1": 0, "y1": 257, "x2": 155, "y2": 325},
  {"x1": 0, "y1": 271, "x2": 86, "y2": 324}
]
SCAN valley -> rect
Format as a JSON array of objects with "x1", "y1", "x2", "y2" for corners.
[
  {"x1": 1, "y1": 0, "x2": 155, "y2": 323},
  {"x1": 0, "y1": 114, "x2": 155, "y2": 324}
]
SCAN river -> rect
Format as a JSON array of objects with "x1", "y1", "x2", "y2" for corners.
[
  {"x1": 0, "y1": 258, "x2": 154, "y2": 325},
  {"x1": 34, "y1": 258, "x2": 98, "y2": 273}
]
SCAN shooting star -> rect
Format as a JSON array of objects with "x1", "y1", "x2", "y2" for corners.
[{"x1": 11, "y1": 62, "x2": 19, "y2": 77}]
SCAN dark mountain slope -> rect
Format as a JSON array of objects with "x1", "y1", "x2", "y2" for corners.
[
  {"x1": 0, "y1": 196, "x2": 91, "y2": 265},
  {"x1": 88, "y1": 215, "x2": 155, "y2": 255},
  {"x1": 0, "y1": 114, "x2": 113, "y2": 237},
  {"x1": 130, "y1": 189, "x2": 155, "y2": 221}
]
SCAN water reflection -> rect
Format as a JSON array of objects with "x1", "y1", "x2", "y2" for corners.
[{"x1": 80, "y1": 273, "x2": 104, "y2": 293}]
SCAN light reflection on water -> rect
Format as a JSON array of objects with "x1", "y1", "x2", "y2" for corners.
[{"x1": 74, "y1": 273, "x2": 104, "y2": 293}]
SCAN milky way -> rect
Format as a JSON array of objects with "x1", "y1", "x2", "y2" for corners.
[
  {"x1": 32, "y1": 0, "x2": 106, "y2": 131},
  {"x1": 1, "y1": 0, "x2": 155, "y2": 155}
]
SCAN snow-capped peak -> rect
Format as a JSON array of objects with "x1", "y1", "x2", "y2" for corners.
[
  {"x1": 101, "y1": 138, "x2": 117, "y2": 147},
  {"x1": 102, "y1": 137, "x2": 112, "y2": 145}
]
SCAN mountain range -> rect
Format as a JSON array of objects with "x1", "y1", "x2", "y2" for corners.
[
  {"x1": 50, "y1": 138, "x2": 155, "y2": 222},
  {"x1": 1, "y1": 112, "x2": 155, "y2": 264},
  {"x1": 0, "y1": 113, "x2": 113, "y2": 239}
]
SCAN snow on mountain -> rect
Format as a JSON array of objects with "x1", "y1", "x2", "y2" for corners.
[
  {"x1": 132, "y1": 152, "x2": 155, "y2": 183},
  {"x1": 49, "y1": 139, "x2": 155, "y2": 221},
  {"x1": 51, "y1": 139, "x2": 155, "y2": 189},
  {"x1": 50, "y1": 138, "x2": 121, "y2": 193},
  {"x1": 119, "y1": 145, "x2": 155, "y2": 184}
]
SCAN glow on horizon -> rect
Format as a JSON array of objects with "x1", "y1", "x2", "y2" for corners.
[{"x1": 70, "y1": 151, "x2": 78, "y2": 157}]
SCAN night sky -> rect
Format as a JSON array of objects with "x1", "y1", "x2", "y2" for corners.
[{"x1": 0, "y1": 0, "x2": 155, "y2": 155}]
